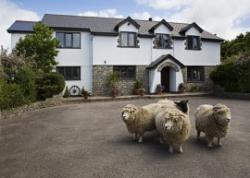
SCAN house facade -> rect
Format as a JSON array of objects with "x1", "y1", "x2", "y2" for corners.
[{"x1": 8, "y1": 14, "x2": 223, "y2": 95}]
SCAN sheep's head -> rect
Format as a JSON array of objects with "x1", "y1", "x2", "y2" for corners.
[
  {"x1": 175, "y1": 100, "x2": 189, "y2": 114},
  {"x1": 121, "y1": 104, "x2": 138, "y2": 123},
  {"x1": 162, "y1": 112, "x2": 184, "y2": 134},
  {"x1": 213, "y1": 103, "x2": 231, "y2": 127}
]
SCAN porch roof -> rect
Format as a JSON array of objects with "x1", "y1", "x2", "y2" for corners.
[{"x1": 147, "y1": 54, "x2": 185, "y2": 69}]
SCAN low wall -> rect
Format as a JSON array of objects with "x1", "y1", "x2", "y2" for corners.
[
  {"x1": 0, "y1": 94, "x2": 63, "y2": 120},
  {"x1": 213, "y1": 85, "x2": 250, "y2": 100}
]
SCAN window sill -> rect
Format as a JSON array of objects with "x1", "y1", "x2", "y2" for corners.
[
  {"x1": 153, "y1": 47, "x2": 173, "y2": 49},
  {"x1": 185, "y1": 48, "x2": 201, "y2": 51},
  {"x1": 57, "y1": 47, "x2": 81, "y2": 49},
  {"x1": 187, "y1": 81, "x2": 205, "y2": 83},
  {"x1": 117, "y1": 45, "x2": 140, "y2": 48}
]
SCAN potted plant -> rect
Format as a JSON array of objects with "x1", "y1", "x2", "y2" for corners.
[
  {"x1": 156, "y1": 84, "x2": 164, "y2": 94},
  {"x1": 81, "y1": 87, "x2": 91, "y2": 99},
  {"x1": 178, "y1": 83, "x2": 186, "y2": 93},
  {"x1": 137, "y1": 87, "x2": 146, "y2": 96},
  {"x1": 107, "y1": 72, "x2": 119, "y2": 98},
  {"x1": 133, "y1": 80, "x2": 142, "y2": 95}
]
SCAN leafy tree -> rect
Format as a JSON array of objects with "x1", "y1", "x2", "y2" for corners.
[
  {"x1": 221, "y1": 32, "x2": 250, "y2": 61},
  {"x1": 15, "y1": 22, "x2": 59, "y2": 72}
]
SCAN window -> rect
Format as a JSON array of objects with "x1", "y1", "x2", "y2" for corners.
[
  {"x1": 113, "y1": 66, "x2": 136, "y2": 80},
  {"x1": 119, "y1": 32, "x2": 137, "y2": 47},
  {"x1": 186, "y1": 36, "x2": 201, "y2": 50},
  {"x1": 56, "y1": 67, "x2": 81, "y2": 81},
  {"x1": 56, "y1": 32, "x2": 81, "y2": 48},
  {"x1": 187, "y1": 66, "x2": 204, "y2": 82},
  {"x1": 154, "y1": 34, "x2": 172, "y2": 49}
]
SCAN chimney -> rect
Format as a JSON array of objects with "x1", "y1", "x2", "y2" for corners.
[{"x1": 148, "y1": 17, "x2": 152, "y2": 21}]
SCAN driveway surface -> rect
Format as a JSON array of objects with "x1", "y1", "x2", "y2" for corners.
[{"x1": 0, "y1": 97, "x2": 250, "y2": 178}]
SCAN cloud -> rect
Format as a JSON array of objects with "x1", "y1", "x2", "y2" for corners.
[
  {"x1": 79, "y1": 9, "x2": 123, "y2": 18},
  {"x1": 136, "y1": 0, "x2": 250, "y2": 39},
  {"x1": 0, "y1": 0, "x2": 39, "y2": 50}
]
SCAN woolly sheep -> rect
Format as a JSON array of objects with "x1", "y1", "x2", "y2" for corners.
[
  {"x1": 195, "y1": 103, "x2": 231, "y2": 148},
  {"x1": 155, "y1": 107, "x2": 191, "y2": 153}
]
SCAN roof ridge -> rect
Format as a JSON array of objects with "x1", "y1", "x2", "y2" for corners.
[{"x1": 43, "y1": 13, "x2": 190, "y2": 25}]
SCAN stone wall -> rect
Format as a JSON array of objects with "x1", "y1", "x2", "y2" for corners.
[
  {"x1": 182, "y1": 66, "x2": 216, "y2": 92},
  {"x1": 92, "y1": 65, "x2": 149, "y2": 96}
]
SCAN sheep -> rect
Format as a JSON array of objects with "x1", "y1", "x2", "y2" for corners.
[
  {"x1": 195, "y1": 103, "x2": 231, "y2": 148},
  {"x1": 121, "y1": 99, "x2": 190, "y2": 143},
  {"x1": 155, "y1": 107, "x2": 191, "y2": 153},
  {"x1": 121, "y1": 104, "x2": 155, "y2": 143}
]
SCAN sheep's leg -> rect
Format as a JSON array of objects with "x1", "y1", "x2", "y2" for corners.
[
  {"x1": 134, "y1": 133, "x2": 138, "y2": 141},
  {"x1": 138, "y1": 135, "x2": 143, "y2": 143},
  {"x1": 176, "y1": 144, "x2": 183, "y2": 153},
  {"x1": 217, "y1": 137, "x2": 222, "y2": 146},
  {"x1": 159, "y1": 136, "x2": 164, "y2": 144},
  {"x1": 197, "y1": 130, "x2": 201, "y2": 140},
  {"x1": 168, "y1": 145, "x2": 174, "y2": 153},
  {"x1": 207, "y1": 136, "x2": 214, "y2": 148}
]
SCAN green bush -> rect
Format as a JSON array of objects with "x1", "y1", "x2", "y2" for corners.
[
  {"x1": 36, "y1": 72, "x2": 65, "y2": 100},
  {"x1": 14, "y1": 66, "x2": 37, "y2": 102},
  {"x1": 0, "y1": 81, "x2": 26, "y2": 110},
  {"x1": 210, "y1": 57, "x2": 250, "y2": 92},
  {"x1": 133, "y1": 80, "x2": 142, "y2": 94}
]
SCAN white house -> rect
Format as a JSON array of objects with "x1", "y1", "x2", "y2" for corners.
[{"x1": 8, "y1": 14, "x2": 223, "y2": 95}]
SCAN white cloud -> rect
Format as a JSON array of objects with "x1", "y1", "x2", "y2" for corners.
[
  {"x1": 0, "y1": 0, "x2": 39, "y2": 50},
  {"x1": 79, "y1": 9, "x2": 123, "y2": 18},
  {"x1": 136, "y1": 0, "x2": 250, "y2": 39}
]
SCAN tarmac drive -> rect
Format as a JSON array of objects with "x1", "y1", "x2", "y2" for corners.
[{"x1": 0, "y1": 97, "x2": 250, "y2": 178}]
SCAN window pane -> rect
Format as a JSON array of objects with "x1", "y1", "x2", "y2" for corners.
[
  {"x1": 56, "y1": 32, "x2": 64, "y2": 48},
  {"x1": 120, "y1": 33, "x2": 128, "y2": 46},
  {"x1": 56, "y1": 67, "x2": 81, "y2": 81},
  {"x1": 65, "y1": 33, "x2": 72, "y2": 48},
  {"x1": 113, "y1": 66, "x2": 136, "y2": 80},
  {"x1": 73, "y1": 33, "x2": 80, "y2": 48},
  {"x1": 128, "y1": 33, "x2": 135, "y2": 46},
  {"x1": 187, "y1": 67, "x2": 204, "y2": 81},
  {"x1": 193, "y1": 37, "x2": 198, "y2": 49}
]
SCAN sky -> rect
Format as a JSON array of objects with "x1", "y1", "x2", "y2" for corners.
[{"x1": 1, "y1": 0, "x2": 250, "y2": 49}]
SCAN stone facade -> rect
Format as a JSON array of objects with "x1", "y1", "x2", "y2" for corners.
[
  {"x1": 92, "y1": 65, "x2": 149, "y2": 96},
  {"x1": 182, "y1": 66, "x2": 216, "y2": 92}
]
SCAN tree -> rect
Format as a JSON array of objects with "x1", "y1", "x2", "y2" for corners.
[
  {"x1": 15, "y1": 22, "x2": 59, "y2": 72},
  {"x1": 221, "y1": 32, "x2": 250, "y2": 61}
]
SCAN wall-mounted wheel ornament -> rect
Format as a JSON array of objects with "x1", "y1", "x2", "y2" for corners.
[{"x1": 69, "y1": 85, "x2": 81, "y2": 96}]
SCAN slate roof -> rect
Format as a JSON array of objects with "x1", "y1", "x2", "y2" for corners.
[
  {"x1": 7, "y1": 21, "x2": 37, "y2": 33},
  {"x1": 147, "y1": 54, "x2": 185, "y2": 69},
  {"x1": 8, "y1": 14, "x2": 223, "y2": 41}
]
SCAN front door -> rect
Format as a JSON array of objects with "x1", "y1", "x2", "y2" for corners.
[{"x1": 161, "y1": 67, "x2": 170, "y2": 92}]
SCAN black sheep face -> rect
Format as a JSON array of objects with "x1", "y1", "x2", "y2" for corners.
[{"x1": 174, "y1": 100, "x2": 189, "y2": 114}]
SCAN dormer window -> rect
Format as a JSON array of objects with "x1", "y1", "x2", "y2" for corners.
[
  {"x1": 186, "y1": 35, "x2": 201, "y2": 50},
  {"x1": 119, "y1": 32, "x2": 137, "y2": 47},
  {"x1": 154, "y1": 34, "x2": 172, "y2": 49}
]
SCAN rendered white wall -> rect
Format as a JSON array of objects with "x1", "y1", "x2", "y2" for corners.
[
  {"x1": 54, "y1": 32, "x2": 93, "y2": 92},
  {"x1": 118, "y1": 22, "x2": 138, "y2": 32},
  {"x1": 154, "y1": 24, "x2": 171, "y2": 34},
  {"x1": 185, "y1": 27, "x2": 201, "y2": 36},
  {"x1": 93, "y1": 36, "x2": 152, "y2": 65},
  {"x1": 11, "y1": 33, "x2": 26, "y2": 49}
]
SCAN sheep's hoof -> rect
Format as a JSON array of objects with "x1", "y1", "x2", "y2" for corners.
[
  {"x1": 207, "y1": 143, "x2": 213, "y2": 148},
  {"x1": 168, "y1": 146, "x2": 174, "y2": 153},
  {"x1": 138, "y1": 137, "x2": 143, "y2": 143}
]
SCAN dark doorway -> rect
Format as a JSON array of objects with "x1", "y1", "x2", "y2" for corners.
[{"x1": 161, "y1": 67, "x2": 170, "y2": 92}]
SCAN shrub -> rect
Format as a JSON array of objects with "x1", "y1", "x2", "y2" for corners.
[
  {"x1": 0, "y1": 81, "x2": 26, "y2": 110},
  {"x1": 81, "y1": 87, "x2": 91, "y2": 99},
  {"x1": 36, "y1": 72, "x2": 65, "y2": 100},
  {"x1": 133, "y1": 80, "x2": 142, "y2": 94},
  {"x1": 210, "y1": 57, "x2": 250, "y2": 92},
  {"x1": 14, "y1": 66, "x2": 37, "y2": 102},
  {"x1": 107, "y1": 72, "x2": 119, "y2": 97},
  {"x1": 178, "y1": 83, "x2": 186, "y2": 93},
  {"x1": 156, "y1": 84, "x2": 164, "y2": 94}
]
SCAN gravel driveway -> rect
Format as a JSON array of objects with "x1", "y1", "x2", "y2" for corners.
[{"x1": 0, "y1": 97, "x2": 250, "y2": 178}]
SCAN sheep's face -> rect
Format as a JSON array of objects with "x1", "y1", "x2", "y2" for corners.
[
  {"x1": 213, "y1": 104, "x2": 231, "y2": 126},
  {"x1": 163, "y1": 113, "x2": 183, "y2": 134},
  {"x1": 121, "y1": 104, "x2": 138, "y2": 123}
]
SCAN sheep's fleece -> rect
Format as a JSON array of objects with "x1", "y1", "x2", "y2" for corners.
[
  {"x1": 155, "y1": 107, "x2": 191, "y2": 153},
  {"x1": 195, "y1": 103, "x2": 231, "y2": 147},
  {"x1": 121, "y1": 100, "x2": 176, "y2": 143}
]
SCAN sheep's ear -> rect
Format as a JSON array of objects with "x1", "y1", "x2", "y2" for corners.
[{"x1": 184, "y1": 100, "x2": 189, "y2": 104}]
